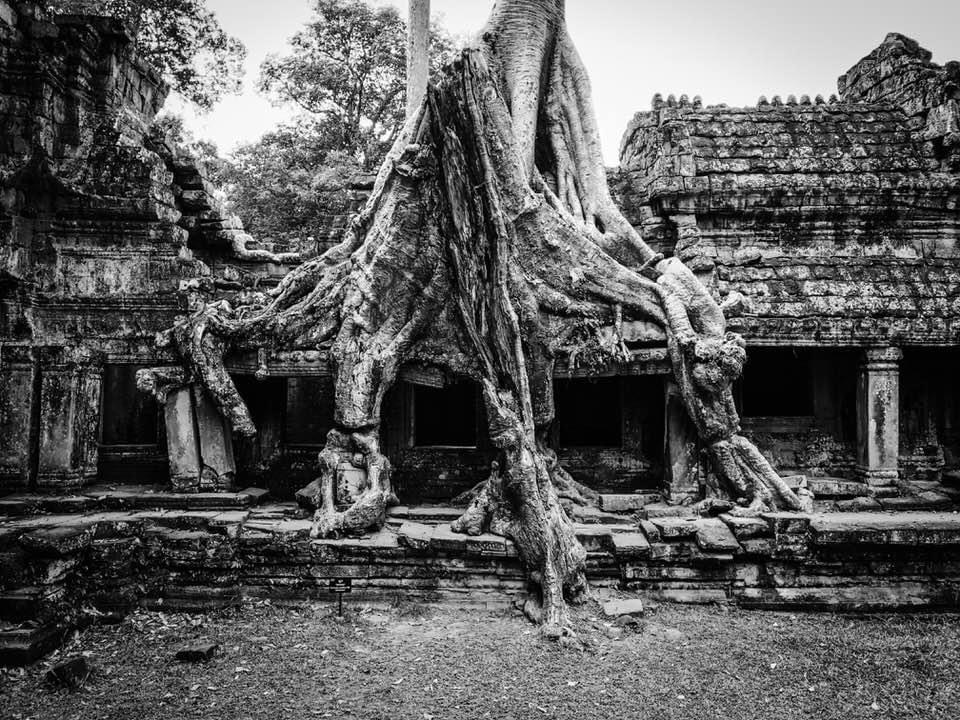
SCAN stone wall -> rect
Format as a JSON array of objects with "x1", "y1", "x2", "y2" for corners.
[{"x1": 0, "y1": 2, "x2": 193, "y2": 490}]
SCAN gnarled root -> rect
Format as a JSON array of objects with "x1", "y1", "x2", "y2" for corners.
[
  {"x1": 307, "y1": 428, "x2": 399, "y2": 538},
  {"x1": 451, "y1": 384, "x2": 589, "y2": 639},
  {"x1": 655, "y1": 258, "x2": 810, "y2": 513},
  {"x1": 705, "y1": 435, "x2": 809, "y2": 515}
]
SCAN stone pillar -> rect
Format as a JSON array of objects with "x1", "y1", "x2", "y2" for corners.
[
  {"x1": 36, "y1": 351, "x2": 102, "y2": 490},
  {"x1": 150, "y1": 374, "x2": 237, "y2": 494},
  {"x1": 663, "y1": 380, "x2": 701, "y2": 503},
  {"x1": 857, "y1": 347, "x2": 902, "y2": 488},
  {"x1": 193, "y1": 386, "x2": 236, "y2": 492},
  {"x1": 0, "y1": 349, "x2": 37, "y2": 490},
  {"x1": 163, "y1": 386, "x2": 202, "y2": 492},
  {"x1": 406, "y1": 0, "x2": 430, "y2": 118}
]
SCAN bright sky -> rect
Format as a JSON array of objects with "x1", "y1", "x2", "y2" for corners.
[{"x1": 177, "y1": 0, "x2": 960, "y2": 165}]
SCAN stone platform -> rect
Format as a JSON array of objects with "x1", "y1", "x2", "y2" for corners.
[{"x1": 2, "y1": 486, "x2": 960, "y2": 665}]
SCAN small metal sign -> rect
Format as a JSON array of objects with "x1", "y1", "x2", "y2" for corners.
[
  {"x1": 329, "y1": 578, "x2": 352, "y2": 616},
  {"x1": 329, "y1": 578, "x2": 352, "y2": 594}
]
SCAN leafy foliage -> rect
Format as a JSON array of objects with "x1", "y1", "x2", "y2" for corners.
[
  {"x1": 217, "y1": 123, "x2": 366, "y2": 242},
  {"x1": 259, "y1": 0, "x2": 456, "y2": 171},
  {"x1": 52, "y1": 0, "x2": 246, "y2": 110}
]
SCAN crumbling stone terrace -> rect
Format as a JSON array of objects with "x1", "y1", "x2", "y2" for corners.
[
  {"x1": 2, "y1": 0, "x2": 960, "y2": 663},
  {"x1": 3, "y1": 485, "x2": 960, "y2": 665}
]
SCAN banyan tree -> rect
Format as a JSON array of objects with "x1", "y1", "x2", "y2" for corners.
[{"x1": 156, "y1": 0, "x2": 809, "y2": 635}]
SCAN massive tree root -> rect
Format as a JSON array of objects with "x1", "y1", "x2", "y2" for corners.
[
  {"x1": 158, "y1": 0, "x2": 807, "y2": 633},
  {"x1": 655, "y1": 258, "x2": 810, "y2": 515}
]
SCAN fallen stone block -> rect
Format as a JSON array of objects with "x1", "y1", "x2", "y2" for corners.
[
  {"x1": 45, "y1": 656, "x2": 91, "y2": 690},
  {"x1": 601, "y1": 598, "x2": 645, "y2": 618},
  {"x1": 175, "y1": 643, "x2": 218, "y2": 663}
]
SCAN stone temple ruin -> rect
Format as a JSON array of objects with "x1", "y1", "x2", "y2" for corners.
[{"x1": 2, "y1": 0, "x2": 960, "y2": 663}]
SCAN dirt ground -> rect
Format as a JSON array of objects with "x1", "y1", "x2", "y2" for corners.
[{"x1": 1, "y1": 599, "x2": 958, "y2": 720}]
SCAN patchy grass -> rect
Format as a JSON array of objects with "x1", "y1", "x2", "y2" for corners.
[{"x1": 1, "y1": 601, "x2": 958, "y2": 720}]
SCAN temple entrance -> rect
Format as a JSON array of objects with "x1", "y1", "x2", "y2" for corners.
[
  {"x1": 554, "y1": 376, "x2": 664, "y2": 494},
  {"x1": 98, "y1": 364, "x2": 166, "y2": 484}
]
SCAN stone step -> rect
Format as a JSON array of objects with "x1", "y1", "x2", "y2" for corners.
[
  {"x1": 0, "y1": 487, "x2": 270, "y2": 518},
  {"x1": 568, "y1": 505, "x2": 636, "y2": 525},
  {"x1": 387, "y1": 506, "x2": 464, "y2": 524},
  {"x1": 810, "y1": 512, "x2": 960, "y2": 546},
  {"x1": 877, "y1": 492, "x2": 953, "y2": 512},
  {"x1": 598, "y1": 493, "x2": 661, "y2": 513},
  {"x1": 804, "y1": 477, "x2": 870, "y2": 499},
  {"x1": 736, "y1": 583, "x2": 960, "y2": 610},
  {"x1": 0, "y1": 587, "x2": 51, "y2": 622},
  {"x1": 0, "y1": 622, "x2": 70, "y2": 666}
]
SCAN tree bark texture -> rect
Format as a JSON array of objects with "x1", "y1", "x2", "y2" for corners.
[{"x1": 157, "y1": 0, "x2": 808, "y2": 633}]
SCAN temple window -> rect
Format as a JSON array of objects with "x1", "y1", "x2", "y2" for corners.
[{"x1": 738, "y1": 349, "x2": 814, "y2": 418}]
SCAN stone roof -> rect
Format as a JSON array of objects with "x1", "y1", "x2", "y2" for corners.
[
  {"x1": 618, "y1": 97, "x2": 957, "y2": 212},
  {"x1": 616, "y1": 35, "x2": 960, "y2": 346}
]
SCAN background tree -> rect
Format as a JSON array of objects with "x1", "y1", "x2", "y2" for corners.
[
  {"x1": 216, "y1": 0, "x2": 457, "y2": 241},
  {"x1": 215, "y1": 123, "x2": 364, "y2": 242},
  {"x1": 259, "y1": 0, "x2": 455, "y2": 171},
  {"x1": 52, "y1": 0, "x2": 245, "y2": 110}
]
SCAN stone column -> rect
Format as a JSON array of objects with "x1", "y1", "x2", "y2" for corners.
[
  {"x1": 663, "y1": 380, "x2": 701, "y2": 502},
  {"x1": 406, "y1": 0, "x2": 430, "y2": 119},
  {"x1": 163, "y1": 386, "x2": 202, "y2": 491},
  {"x1": 857, "y1": 347, "x2": 902, "y2": 488},
  {"x1": 36, "y1": 351, "x2": 102, "y2": 490},
  {"x1": 139, "y1": 368, "x2": 237, "y2": 493}
]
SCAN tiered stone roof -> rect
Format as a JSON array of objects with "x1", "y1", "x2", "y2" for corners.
[{"x1": 616, "y1": 35, "x2": 960, "y2": 346}]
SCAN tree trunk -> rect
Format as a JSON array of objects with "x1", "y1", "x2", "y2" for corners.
[
  {"x1": 406, "y1": 0, "x2": 431, "y2": 119},
  {"x1": 158, "y1": 0, "x2": 808, "y2": 637}
]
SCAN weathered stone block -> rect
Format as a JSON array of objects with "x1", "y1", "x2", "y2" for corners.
[
  {"x1": 599, "y1": 494, "x2": 658, "y2": 513},
  {"x1": 601, "y1": 598, "x2": 645, "y2": 618},
  {"x1": 175, "y1": 643, "x2": 218, "y2": 662},
  {"x1": 397, "y1": 522, "x2": 433, "y2": 551},
  {"x1": 610, "y1": 532, "x2": 651, "y2": 558},
  {"x1": 430, "y1": 525, "x2": 467, "y2": 553},
  {"x1": 719, "y1": 514, "x2": 770, "y2": 539},
  {"x1": 651, "y1": 517, "x2": 699, "y2": 539},
  {"x1": 695, "y1": 519, "x2": 742, "y2": 553}
]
